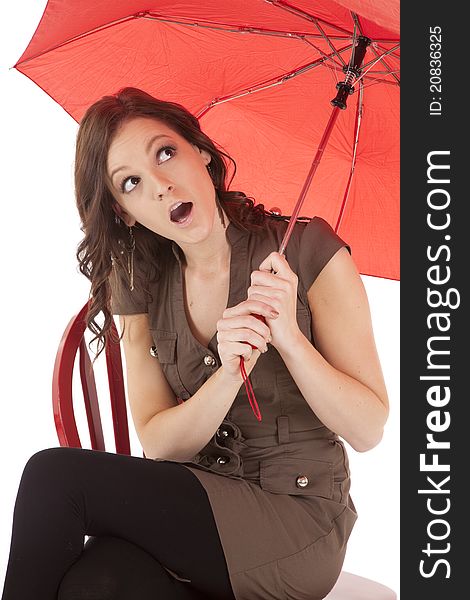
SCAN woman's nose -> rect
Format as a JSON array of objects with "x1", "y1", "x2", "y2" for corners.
[{"x1": 149, "y1": 174, "x2": 174, "y2": 200}]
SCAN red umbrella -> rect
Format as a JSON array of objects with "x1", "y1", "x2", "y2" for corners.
[{"x1": 15, "y1": 0, "x2": 399, "y2": 280}]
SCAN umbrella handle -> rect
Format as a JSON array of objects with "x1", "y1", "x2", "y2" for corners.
[
  {"x1": 248, "y1": 314, "x2": 267, "y2": 350},
  {"x1": 240, "y1": 314, "x2": 266, "y2": 422}
]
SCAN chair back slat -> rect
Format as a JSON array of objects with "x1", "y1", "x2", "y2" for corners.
[
  {"x1": 53, "y1": 301, "x2": 130, "y2": 455},
  {"x1": 79, "y1": 338, "x2": 105, "y2": 451},
  {"x1": 106, "y1": 320, "x2": 131, "y2": 455},
  {"x1": 52, "y1": 307, "x2": 85, "y2": 448}
]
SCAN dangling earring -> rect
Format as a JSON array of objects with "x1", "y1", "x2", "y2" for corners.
[{"x1": 126, "y1": 226, "x2": 135, "y2": 291}]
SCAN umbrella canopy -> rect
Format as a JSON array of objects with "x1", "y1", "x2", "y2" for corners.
[{"x1": 15, "y1": 0, "x2": 399, "y2": 280}]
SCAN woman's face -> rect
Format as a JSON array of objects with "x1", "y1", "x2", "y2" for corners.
[{"x1": 107, "y1": 116, "x2": 217, "y2": 244}]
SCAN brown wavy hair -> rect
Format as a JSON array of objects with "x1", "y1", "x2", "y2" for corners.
[{"x1": 75, "y1": 86, "x2": 268, "y2": 358}]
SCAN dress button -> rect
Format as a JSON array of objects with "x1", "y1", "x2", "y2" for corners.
[
  {"x1": 216, "y1": 456, "x2": 229, "y2": 465},
  {"x1": 216, "y1": 428, "x2": 230, "y2": 439},
  {"x1": 149, "y1": 346, "x2": 158, "y2": 358},
  {"x1": 204, "y1": 355, "x2": 217, "y2": 367},
  {"x1": 296, "y1": 475, "x2": 309, "y2": 488}
]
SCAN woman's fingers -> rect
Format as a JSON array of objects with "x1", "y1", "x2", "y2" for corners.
[
  {"x1": 217, "y1": 327, "x2": 269, "y2": 353},
  {"x1": 246, "y1": 289, "x2": 283, "y2": 313},
  {"x1": 217, "y1": 340, "x2": 260, "y2": 362},
  {"x1": 217, "y1": 313, "x2": 272, "y2": 340},
  {"x1": 216, "y1": 299, "x2": 275, "y2": 377},
  {"x1": 222, "y1": 300, "x2": 279, "y2": 321},
  {"x1": 258, "y1": 251, "x2": 297, "y2": 280}
]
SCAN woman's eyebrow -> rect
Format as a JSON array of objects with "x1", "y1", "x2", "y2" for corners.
[
  {"x1": 144, "y1": 133, "x2": 173, "y2": 155},
  {"x1": 110, "y1": 134, "x2": 174, "y2": 181}
]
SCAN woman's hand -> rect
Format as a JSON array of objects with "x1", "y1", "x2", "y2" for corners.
[
  {"x1": 248, "y1": 252, "x2": 301, "y2": 353},
  {"x1": 216, "y1": 299, "x2": 277, "y2": 382}
]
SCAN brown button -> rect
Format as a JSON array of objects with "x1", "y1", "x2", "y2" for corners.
[
  {"x1": 296, "y1": 475, "x2": 309, "y2": 488},
  {"x1": 204, "y1": 355, "x2": 217, "y2": 367},
  {"x1": 216, "y1": 456, "x2": 229, "y2": 465},
  {"x1": 216, "y1": 428, "x2": 230, "y2": 439}
]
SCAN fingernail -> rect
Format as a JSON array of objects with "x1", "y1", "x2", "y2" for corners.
[{"x1": 270, "y1": 310, "x2": 279, "y2": 318}]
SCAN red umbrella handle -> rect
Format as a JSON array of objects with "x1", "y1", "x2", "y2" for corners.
[
  {"x1": 241, "y1": 38, "x2": 372, "y2": 421},
  {"x1": 240, "y1": 314, "x2": 266, "y2": 421}
]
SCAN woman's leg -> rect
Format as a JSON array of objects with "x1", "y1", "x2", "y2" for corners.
[
  {"x1": 57, "y1": 536, "x2": 206, "y2": 600},
  {"x1": 1, "y1": 447, "x2": 235, "y2": 600}
]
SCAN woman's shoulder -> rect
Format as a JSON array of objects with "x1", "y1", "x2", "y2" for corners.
[
  {"x1": 249, "y1": 214, "x2": 347, "y2": 253},
  {"x1": 250, "y1": 214, "x2": 351, "y2": 293}
]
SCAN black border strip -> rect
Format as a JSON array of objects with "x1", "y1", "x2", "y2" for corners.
[{"x1": 401, "y1": 5, "x2": 465, "y2": 597}]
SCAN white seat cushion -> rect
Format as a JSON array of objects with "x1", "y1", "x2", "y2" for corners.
[{"x1": 324, "y1": 571, "x2": 397, "y2": 599}]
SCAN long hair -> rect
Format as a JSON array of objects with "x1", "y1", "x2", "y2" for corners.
[{"x1": 75, "y1": 86, "x2": 267, "y2": 358}]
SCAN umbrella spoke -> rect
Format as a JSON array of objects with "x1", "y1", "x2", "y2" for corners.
[
  {"x1": 14, "y1": 14, "x2": 140, "y2": 65},
  {"x1": 143, "y1": 11, "x2": 352, "y2": 41},
  {"x1": 335, "y1": 80, "x2": 364, "y2": 232},
  {"x1": 269, "y1": 2, "x2": 352, "y2": 70},
  {"x1": 265, "y1": 0, "x2": 354, "y2": 38},
  {"x1": 351, "y1": 12, "x2": 364, "y2": 36},
  {"x1": 195, "y1": 45, "x2": 354, "y2": 118},
  {"x1": 302, "y1": 40, "x2": 347, "y2": 85},
  {"x1": 361, "y1": 74, "x2": 400, "y2": 88},
  {"x1": 357, "y1": 44, "x2": 400, "y2": 86},
  {"x1": 311, "y1": 18, "x2": 348, "y2": 67}
]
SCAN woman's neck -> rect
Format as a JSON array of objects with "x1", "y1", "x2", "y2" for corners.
[{"x1": 179, "y1": 211, "x2": 231, "y2": 276}]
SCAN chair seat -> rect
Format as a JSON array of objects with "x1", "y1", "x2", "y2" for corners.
[{"x1": 324, "y1": 571, "x2": 397, "y2": 599}]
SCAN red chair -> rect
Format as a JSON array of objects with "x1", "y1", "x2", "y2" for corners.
[
  {"x1": 52, "y1": 302, "x2": 397, "y2": 599},
  {"x1": 52, "y1": 301, "x2": 130, "y2": 455}
]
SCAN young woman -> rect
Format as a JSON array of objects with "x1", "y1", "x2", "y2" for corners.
[{"x1": 2, "y1": 87, "x2": 389, "y2": 600}]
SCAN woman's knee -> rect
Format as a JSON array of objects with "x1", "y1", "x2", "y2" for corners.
[{"x1": 19, "y1": 447, "x2": 87, "y2": 495}]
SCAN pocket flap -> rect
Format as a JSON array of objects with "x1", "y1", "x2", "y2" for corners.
[
  {"x1": 150, "y1": 330, "x2": 177, "y2": 364},
  {"x1": 260, "y1": 457, "x2": 333, "y2": 498}
]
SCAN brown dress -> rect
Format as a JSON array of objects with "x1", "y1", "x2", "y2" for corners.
[{"x1": 111, "y1": 216, "x2": 357, "y2": 600}]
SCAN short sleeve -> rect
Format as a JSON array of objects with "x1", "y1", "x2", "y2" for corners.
[
  {"x1": 109, "y1": 262, "x2": 148, "y2": 315},
  {"x1": 298, "y1": 217, "x2": 351, "y2": 291}
]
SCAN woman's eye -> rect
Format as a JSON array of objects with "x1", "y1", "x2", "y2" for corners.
[
  {"x1": 121, "y1": 176, "x2": 140, "y2": 194},
  {"x1": 119, "y1": 146, "x2": 175, "y2": 194},
  {"x1": 157, "y1": 146, "x2": 176, "y2": 163}
]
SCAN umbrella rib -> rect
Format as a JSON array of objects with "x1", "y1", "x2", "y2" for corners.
[
  {"x1": 310, "y1": 19, "x2": 348, "y2": 67},
  {"x1": 335, "y1": 80, "x2": 364, "y2": 233},
  {"x1": 374, "y1": 43, "x2": 400, "y2": 58},
  {"x1": 361, "y1": 44, "x2": 400, "y2": 69},
  {"x1": 15, "y1": 14, "x2": 140, "y2": 66},
  {"x1": 361, "y1": 75, "x2": 400, "y2": 88},
  {"x1": 265, "y1": 0, "x2": 354, "y2": 37},
  {"x1": 16, "y1": 11, "x2": 356, "y2": 66},
  {"x1": 358, "y1": 45, "x2": 401, "y2": 85},
  {"x1": 16, "y1": 10, "x2": 399, "y2": 69},
  {"x1": 302, "y1": 38, "x2": 345, "y2": 77},
  {"x1": 143, "y1": 12, "x2": 352, "y2": 41},
  {"x1": 365, "y1": 69, "x2": 399, "y2": 75},
  {"x1": 266, "y1": 0, "x2": 350, "y2": 67},
  {"x1": 194, "y1": 45, "x2": 353, "y2": 118},
  {"x1": 351, "y1": 12, "x2": 364, "y2": 36}
]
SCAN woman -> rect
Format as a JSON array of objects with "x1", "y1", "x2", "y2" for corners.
[{"x1": 2, "y1": 87, "x2": 389, "y2": 600}]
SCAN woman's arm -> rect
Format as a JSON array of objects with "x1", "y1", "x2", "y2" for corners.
[
  {"x1": 119, "y1": 298, "x2": 273, "y2": 462},
  {"x1": 249, "y1": 248, "x2": 389, "y2": 452}
]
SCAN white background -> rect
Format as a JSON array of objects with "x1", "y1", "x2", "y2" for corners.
[{"x1": 1, "y1": 2, "x2": 400, "y2": 596}]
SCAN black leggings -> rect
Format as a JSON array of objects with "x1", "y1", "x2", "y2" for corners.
[{"x1": 1, "y1": 447, "x2": 235, "y2": 600}]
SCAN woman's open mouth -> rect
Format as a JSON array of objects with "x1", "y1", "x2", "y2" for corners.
[{"x1": 169, "y1": 201, "x2": 194, "y2": 226}]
